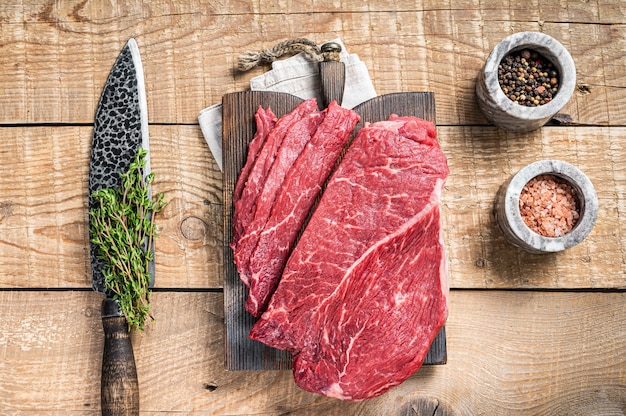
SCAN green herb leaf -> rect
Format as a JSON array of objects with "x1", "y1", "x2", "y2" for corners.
[{"x1": 89, "y1": 148, "x2": 167, "y2": 331}]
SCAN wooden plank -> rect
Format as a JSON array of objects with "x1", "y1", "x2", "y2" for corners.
[
  {"x1": 0, "y1": 290, "x2": 624, "y2": 414},
  {"x1": 0, "y1": 2, "x2": 623, "y2": 415},
  {"x1": 2, "y1": 125, "x2": 626, "y2": 290},
  {"x1": 0, "y1": 2, "x2": 625, "y2": 126},
  {"x1": 0, "y1": 125, "x2": 222, "y2": 289},
  {"x1": 442, "y1": 126, "x2": 626, "y2": 289}
]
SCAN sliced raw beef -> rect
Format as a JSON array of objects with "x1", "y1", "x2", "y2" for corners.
[
  {"x1": 245, "y1": 101, "x2": 361, "y2": 317},
  {"x1": 231, "y1": 98, "x2": 318, "y2": 285},
  {"x1": 234, "y1": 110, "x2": 326, "y2": 288},
  {"x1": 233, "y1": 106, "x2": 277, "y2": 204},
  {"x1": 231, "y1": 106, "x2": 277, "y2": 244},
  {"x1": 250, "y1": 116, "x2": 449, "y2": 401}
]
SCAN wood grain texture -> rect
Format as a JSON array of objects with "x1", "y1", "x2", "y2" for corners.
[
  {"x1": 2, "y1": 126, "x2": 626, "y2": 290},
  {"x1": 0, "y1": 290, "x2": 623, "y2": 414},
  {"x1": 0, "y1": 1, "x2": 625, "y2": 126},
  {"x1": 319, "y1": 61, "x2": 346, "y2": 107},
  {"x1": 442, "y1": 126, "x2": 626, "y2": 289},
  {"x1": 0, "y1": 125, "x2": 222, "y2": 289},
  {"x1": 1, "y1": 2, "x2": 625, "y2": 412}
]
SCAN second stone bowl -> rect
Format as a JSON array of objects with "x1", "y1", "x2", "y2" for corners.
[
  {"x1": 476, "y1": 32, "x2": 576, "y2": 132},
  {"x1": 494, "y1": 160, "x2": 598, "y2": 253}
]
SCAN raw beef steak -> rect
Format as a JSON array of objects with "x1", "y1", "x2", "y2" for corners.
[
  {"x1": 235, "y1": 109, "x2": 326, "y2": 288},
  {"x1": 231, "y1": 99, "x2": 317, "y2": 286},
  {"x1": 245, "y1": 101, "x2": 360, "y2": 317},
  {"x1": 231, "y1": 106, "x2": 277, "y2": 247},
  {"x1": 233, "y1": 106, "x2": 277, "y2": 205},
  {"x1": 250, "y1": 115, "x2": 449, "y2": 401}
]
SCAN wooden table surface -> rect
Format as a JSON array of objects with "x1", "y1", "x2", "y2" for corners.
[{"x1": 1, "y1": 1, "x2": 625, "y2": 414}]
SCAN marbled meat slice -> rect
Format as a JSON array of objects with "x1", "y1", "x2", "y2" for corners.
[
  {"x1": 231, "y1": 98, "x2": 318, "y2": 286},
  {"x1": 234, "y1": 109, "x2": 326, "y2": 288},
  {"x1": 233, "y1": 106, "x2": 277, "y2": 204},
  {"x1": 250, "y1": 116, "x2": 449, "y2": 401},
  {"x1": 231, "y1": 106, "x2": 277, "y2": 244},
  {"x1": 245, "y1": 101, "x2": 361, "y2": 317}
]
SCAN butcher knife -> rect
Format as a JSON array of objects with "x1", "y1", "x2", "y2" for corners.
[{"x1": 89, "y1": 38, "x2": 151, "y2": 415}]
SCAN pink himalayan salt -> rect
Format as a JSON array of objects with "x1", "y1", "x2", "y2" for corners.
[{"x1": 519, "y1": 174, "x2": 580, "y2": 237}]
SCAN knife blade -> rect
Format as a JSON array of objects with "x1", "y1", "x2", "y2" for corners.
[{"x1": 89, "y1": 38, "x2": 150, "y2": 416}]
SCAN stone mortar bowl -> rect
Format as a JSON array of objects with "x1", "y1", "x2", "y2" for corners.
[
  {"x1": 494, "y1": 160, "x2": 598, "y2": 253},
  {"x1": 476, "y1": 32, "x2": 576, "y2": 132}
]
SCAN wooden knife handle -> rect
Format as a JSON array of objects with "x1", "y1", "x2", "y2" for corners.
[{"x1": 101, "y1": 299, "x2": 139, "y2": 416}]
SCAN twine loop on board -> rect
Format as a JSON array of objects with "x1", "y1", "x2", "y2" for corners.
[{"x1": 237, "y1": 38, "x2": 342, "y2": 72}]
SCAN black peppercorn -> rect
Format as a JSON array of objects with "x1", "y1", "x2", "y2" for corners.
[{"x1": 498, "y1": 49, "x2": 560, "y2": 106}]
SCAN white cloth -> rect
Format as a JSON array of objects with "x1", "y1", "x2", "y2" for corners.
[{"x1": 198, "y1": 39, "x2": 376, "y2": 171}]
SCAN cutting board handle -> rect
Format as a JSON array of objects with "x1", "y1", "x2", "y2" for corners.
[
  {"x1": 101, "y1": 299, "x2": 139, "y2": 416},
  {"x1": 319, "y1": 42, "x2": 345, "y2": 108},
  {"x1": 320, "y1": 61, "x2": 345, "y2": 108}
]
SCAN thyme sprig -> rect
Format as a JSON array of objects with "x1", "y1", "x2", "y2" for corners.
[{"x1": 89, "y1": 148, "x2": 167, "y2": 331}]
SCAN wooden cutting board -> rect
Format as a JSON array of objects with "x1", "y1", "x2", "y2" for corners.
[{"x1": 222, "y1": 61, "x2": 446, "y2": 371}]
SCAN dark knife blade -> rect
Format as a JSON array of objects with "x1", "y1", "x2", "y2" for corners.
[
  {"x1": 89, "y1": 37, "x2": 150, "y2": 416},
  {"x1": 90, "y1": 38, "x2": 152, "y2": 293}
]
